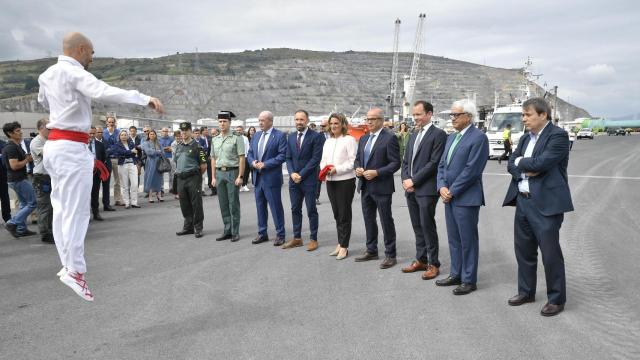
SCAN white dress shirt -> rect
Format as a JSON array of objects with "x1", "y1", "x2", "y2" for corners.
[
  {"x1": 515, "y1": 122, "x2": 550, "y2": 193},
  {"x1": 295, "y1": 128, "x2": 309, "y2": 148},
  {"x1": 38, "y1": 55, "x2": 150, "y2": 132}
]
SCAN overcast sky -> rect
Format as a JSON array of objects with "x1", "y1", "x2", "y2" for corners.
[{"x1": 2, "y1": 0, "x2": 638, "y2": 117}]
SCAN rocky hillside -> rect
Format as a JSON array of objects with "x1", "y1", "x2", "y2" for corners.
[{"x1": 0, "y1": 48, "x2": 590, "y2": 121}]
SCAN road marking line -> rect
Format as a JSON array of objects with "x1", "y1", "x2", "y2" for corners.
[{"x1": 484, "y1": 172, "x2": 640, "y2": 180}]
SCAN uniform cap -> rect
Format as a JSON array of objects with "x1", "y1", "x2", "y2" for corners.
[
  {"x1": 179, "y1": 122, "x2": 192, "y2": 130},
  {"x1": 217, "y1": 111, "x2": 237, "y2": 120}
]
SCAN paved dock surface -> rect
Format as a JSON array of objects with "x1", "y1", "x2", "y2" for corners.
[{"x1": 1, "y1": 135, "x2": 639, "y2": 359}]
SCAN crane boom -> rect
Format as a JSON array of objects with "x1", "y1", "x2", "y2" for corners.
[
  {"x1": 390, "y1": 18, "x2": 401, "y2": 111},
  {"x1": 403, "y1": 13, "x2": 426, "y2": 119}
]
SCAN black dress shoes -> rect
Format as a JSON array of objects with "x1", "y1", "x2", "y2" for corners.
[
  {"x1": 230, "y1": 235, "x2": 240, "y2": 242},
  {"x1": 93, "y1": 212, "x2": 104, "y2": 221},
  {"x1": 379, "y1": 257, "x2": 397, "y2": 269},
  {"x1": 176, "y1": 229, "x2": 195, "y2": 236},
  {"x1": 354, "y1": 252, "x2": 379, "y2": 262},
  {"x1": 103, "y1": 206, "x2": 116, "y2": 212},
  {"x1": 435, "y1": 276, "x2": 462, "y2": 287},
  {"x1": 508, "y1": 294, "x2": 535, "y2": 306},
  {"x1": 41, "y1": 234, "x2": 55, "y2": 244},
  {"x1": 216, "y1": 234, "x2": 232, "y2": 241},
  {"x1": 5, "y1": 223, "x2": 19, "y2": 238},
  {"x1": 194, "y1": 230, "x2": 203, "y2": 238},
  {"x1": 273, "y1": 238, "x2": 285, "y2": 246},
  {"x1": 540, "y1": 303, "x2": 564, "y2": 317},
  {"x1": 452, "y1": 283, "x2": 477, "y2": 295},
  {"x1": 252, "y1": 235, "x2": 269, "y2": 244},
  {"x1": 18, "y1": 229, "x2": 37, "y2": 237}
]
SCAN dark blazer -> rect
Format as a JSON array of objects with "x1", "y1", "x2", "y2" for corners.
[
  {"x1": 401, "y1": 125, "x2": 447, "y2": 196},
  {"x1": 109, "y1": 141, "x2": 139, "y2": 166},
  {"x1": 197, "y1": 136, "x2": 212, "y2": 157},
  {"x1": 285, "y1": 129, "x2": 325, "y2": 188},
  {"x1": 247, "y1": 128, "x2": 287, "y2": 187},
  {"x1": 436, "y1": 124, "x2": 489, "y2": 206},
  {"x1": 92, "y1": 140, "x2": 108, "y2": 164},
  {"x1": 502, "y1": 122, "x2": 574, "y2": 215},
  {"x1": 354, "y1": 129, "x2": 401, "y2": 195}
]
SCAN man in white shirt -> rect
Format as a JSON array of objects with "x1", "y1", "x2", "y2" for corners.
[{"x1": 38, "y1": 32, "x2": 164, "y2": 301}]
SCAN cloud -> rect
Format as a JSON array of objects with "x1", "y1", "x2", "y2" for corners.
[{"x1": 579, "y1": 64, "x2": 617, "y2": 84}]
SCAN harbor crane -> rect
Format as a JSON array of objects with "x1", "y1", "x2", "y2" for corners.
[{"x1": 402, "y1": 13, "x2": 426, "y2": 121}]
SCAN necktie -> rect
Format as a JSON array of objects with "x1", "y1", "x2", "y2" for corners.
[
  {"x1": 363, "y1": 134, "x2": 376, "y2": 168},
  {"x1": 446, "y1": 132, "x2": 463, "y2": 165},
  {"x1": 258, "y1": 132, "x2": 268, "y2": 161},
  {"x1": 411, "y1": 129, "x2": 424, "y2": 176},
  {"x1": 296, "y1": 132, "x2": 303, "y2": 151}
]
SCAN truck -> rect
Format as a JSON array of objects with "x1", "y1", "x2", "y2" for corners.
[{"x1": 485, "y1": 105, "x2": 525, "y2": 158}]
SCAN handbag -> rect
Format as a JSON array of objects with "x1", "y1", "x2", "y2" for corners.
[{"x1": 156, "y1": 153, "x2": 172, "y2": 173}]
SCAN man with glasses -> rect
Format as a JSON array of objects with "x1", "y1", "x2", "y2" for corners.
[
  {"x1": 354, "y1": 108, "x2": 401, "y2": 269},
  {"x1": 435, "y1": 100, "x2": 489, "y2": 295},
  {"x1": 89, "y1": 126, "x2": 107, "y2": 221}
]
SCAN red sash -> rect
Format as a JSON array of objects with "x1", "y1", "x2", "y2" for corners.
[{"x1": 49, "y1": 129, "x2": 90, "y2": 144}]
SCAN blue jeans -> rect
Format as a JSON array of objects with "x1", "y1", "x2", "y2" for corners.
[{"x1": 8, "y1": 179, "x2": 37, "y2": 233}]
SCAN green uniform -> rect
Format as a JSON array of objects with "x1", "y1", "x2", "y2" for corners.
[
  {"x1": 211, "y1": 132, "x2": 245, "y2": 236},
  {"x1": 175, "y1": 138, "x2": 207, "y2": 232}
]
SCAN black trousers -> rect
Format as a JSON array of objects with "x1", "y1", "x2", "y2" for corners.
[
  {"x1": 326, "y1": 178, "x2": 356, "y2": 248},
  {"x1": 500, "y1": 140, "x2": 512, "y2": 161},
  {"x1": 0, "y1": 162, "x2": 10, "y2": 222},
  {"x1": 32, "y1": 174, "x2": 52, "y2": 236},
  {"x1": 178, "y1": 173, "x2": 204, "y2": 231},
  {"x1": 91, "y1": 174, "x2": 101, "y2": 211},
  {"x1": 515, "y1": 194, "x2": 566, "y2": 305},
  {"x1": 241, "y1": 158, "x2": 251, "y2": 187},
  {"x1": 361, "y1": 188, "x2": 396, "y2": 257},
  {"x1": 102, "y1": 161, "x2": 111, "y2": 208},
  {"x1": 406, "y1": 192, "x2": 440, "y2": 266}
]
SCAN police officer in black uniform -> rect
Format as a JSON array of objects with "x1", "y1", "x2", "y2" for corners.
[{"x1": 174, "y1": 122, "x2": 208, "y2": 238}]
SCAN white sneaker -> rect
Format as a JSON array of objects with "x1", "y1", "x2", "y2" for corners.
[
  {"x1": 60, "y1": 271, "x2": 94, "y2": 302},
  {"x1": 241, "y1": 186, "x2": 250, "y2": 192},
  {"x1": 56, "y1": 267, "x2": 67, "y2": 277}
]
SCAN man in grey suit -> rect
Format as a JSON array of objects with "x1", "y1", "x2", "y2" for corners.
[
  {"x1": 502, "y1": 97, "x2": 574, "y2": 317},
  {"x1": 400, "y1": 101, "x2": 447, "y2": 280},
  {"x1": 435, "y1": 100, "x2": 489, "y2": 295}
]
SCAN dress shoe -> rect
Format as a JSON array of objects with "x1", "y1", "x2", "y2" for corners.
[
  {"x1": 453, "y1": 283, "x2": 477, "y2": 295},
  {"x1": 103, "y1": 206, "x2": 116, "y2": 212},
  {"x1": 41, "y1": 234, "x2": 55, "y2": 244},
  {"x1": 401, "y1": 260, "x2": 428, "y2": 273},
  {"x1": 336, "y1": 248, "x2": 348, "y2": 260},
  {"x1": 329, "y1": 245, "x2": 340, "y2": 256},
  {"x1": 421, "y1": 264, "x2": 440, "y2": 280},
  {"x1": 252, "y1": 235, "x2": 269, "y2": 244},
  {"x1": 540, "y1": 303, "x2": 564, "y2": 317},
  {"x1": 282, "y1": 238, "x2": 303, "y2": 249},
  {"x1": 230, "y1": 235, "x2": 240, "y2": 242},
  {"x1": 435, "y1": 276, "x2": 462, "y2": 287},
  {"x1": 18, "y1": 229, "x2": 37, "y2": 237},
  {"x1": 306, "y1": 240, "x2": 318, "y2": 251},
  {"x1": 273, "y1": 238, "x2": 285, "y2": 246},
  {"x1": 124, "y1": 205, "x2": 131, "y2": 209},
  {"x1": 93, "y1": 212, "x2": 104, "y2": 221},
  {"x1": 131, "y1": 204, "x2": 141, "y2": 208},
  {"x1": 508, "y1": 294, "x2": 535, "y2": 306},
  {"x1": 176, "y1": 229, "x2": 195, "y2": 236},
  {"x1": 216, "y1": 234, "x2": 232, "y2": 241},
  {"x1": 379, "y1": 257, "x2": 397, "y2": 269},
  {"x1": 194, "y1": 230, "x2": 203, "y2": 238},
  {"x1": 115, "y1": 201, "x2": 125, "y2": 206},
  {"x1": 354, "y1": 252, "x2": 379, "y2": 262},
  {"x1": 5, "y1": 223, "x2": 19, "y2": 238}
]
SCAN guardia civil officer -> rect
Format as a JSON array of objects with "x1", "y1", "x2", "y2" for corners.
[
  {"x1": 174, "y1": 122, "x2": 208, "y2": 238},
  {"x1": 210, "y1": 111, "x2": 245, "y2": 242}
]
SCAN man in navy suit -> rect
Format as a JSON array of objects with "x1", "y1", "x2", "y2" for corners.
[
  {"x1": 400, "y1": 101, "x2": 447, "y2": 280},
  {"x1": 89, "y1": 126, "x2": 107, "y2": 221},
  {"x1": 435, "y1": 100, "x2": 489, "y2": 295},
  {"x1": 502, "y1": 97, "x2": 573, "y2": 317},
  {"x1": 283, "y1": 110, "x2": 325, "y2": 251},
  {"x1": 354, "y1": 108, "x2": 401, "y2": 269},
  {"x1": 247, "y1": 111, "x2": 287, "y2": 246}
]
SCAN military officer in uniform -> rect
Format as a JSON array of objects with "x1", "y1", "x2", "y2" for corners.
[
  {"x1": 210, "y1": 111, "x2": 245, "y2": 242},
  {"x1": 174, "y1": 122, "x2": 208, "y2": 238}
]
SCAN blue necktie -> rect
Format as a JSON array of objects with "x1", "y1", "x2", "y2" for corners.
[
  {"x1": 363, "y1": 134, "x2": 376, "y2": 168},
  {"x1": 258, "y1": 132, "x2": 268, "y2": 161}
]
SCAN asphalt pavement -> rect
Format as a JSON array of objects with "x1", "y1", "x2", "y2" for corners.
[{"x1": 1, "y1": 134, "x2": 639, "y2": 359}]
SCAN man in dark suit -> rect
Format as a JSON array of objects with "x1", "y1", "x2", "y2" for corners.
[
  {"x1": 0, "y1": 139, "x2": 11, "y2": 223},
  {"x1": 247, "y1": 110, "x2": 287, "y2": 246},
  {"x1": 200, "y1": 126, "x2": 217, "y2": 196},
  {"x1": 94, "y1": 126, "x2": 114, "y2": 212},
  {"x1": 400, "y1": 101, "x2": 447, "y2": 280},
  {"x1": 502, "y1": 97, "x2": 573, "y2": 317},
  {"x1": 435, "y1": 100, "x2": 489, "y2": 295},
  {"x1": 89, "y1": 126, "x2": 107, "y2": 221},
  {"x1": 282, "y1": 110, "x2": 325, "y2": 251},
  {"x1": 354, "y1": 108, "x2": 401, "y2": 269}
]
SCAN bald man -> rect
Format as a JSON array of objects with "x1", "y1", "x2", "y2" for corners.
[{"x1": 38, "y1": 32, "x2": 164, "y2": 301}]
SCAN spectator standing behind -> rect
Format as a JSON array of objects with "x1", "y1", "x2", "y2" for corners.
[
  {"x1": 159, "y1": 127, "x2": 174, "y2": 194},
  {"x1": 498, "y1": 123, "x2": 512, "y2": 165},
  {"x1": 282, "y1": 109, "x2": 325, "y2": 251},
  {"x1": 29, "y1": 118, "x2": 55, "y2": 243},
  {"x1": 316, "y1": 118, "x2": 331, "y2": 205},
  {"x1": 142, "y1": 129, "x2": 164, "y2": 202},
  {"x1": 0, "y1": 139, "x2": 11, "y2": 223},
  {"x1": 235, "y1": 124, "x2": 251, "y2": 192},
  {"x1": 245, "y1": 126, "x2": 257, "y2": 188},
  {"x1": 170, "y1": 130, "x2": 182, "y2": 198},
  {"x1": 94, "y1": 126, "x2": 114, "y2": 212},
  {"x1": 2, "y1": 122, "x2": 36, "y2": 238},
  {"x1": 353, "y1": 108, "x2": 401, "y2": 269},
  {"x1": 396, "y1": 122, "x2": 411, "y2": 160},
  {"x1": 435, "y1": 100, "x2": 489, "y2": 295},
  {"x1": 103, "y1": 116, "x2": 123, "y2": 206},
  {"x1": 88, "y1": 126, "x2": 107, "y2": 221},
  {"x1": 110, "y1": 130, "x2": 141, "y2": 209},
  {"x1": 321, "y1": 113, "x2": 357, "y2": 260}
]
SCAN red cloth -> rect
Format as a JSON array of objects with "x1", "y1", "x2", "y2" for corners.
[
  {"x1": 318, "y1": 165, "x2": 335, "y2": 182},
  {"x1": 94, "y1": 160, "x2": 110, "y2": 182},
  {"x1": 48, "y1": 129, "x2": 90, "y2": 144}
]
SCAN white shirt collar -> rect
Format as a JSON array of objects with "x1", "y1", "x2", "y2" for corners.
[
  {"x1": 458, "y1": 123, "x2": 472, "y2": 136},
  {"x1": 58, "y1": 55, "x2": 83, "y2": 68},
  {"x1": 369, "y1": 127, "x2": 383, "y2": 138},
  {"x1": 530, "y1": 121, "x2": 551, "y2": 139}
]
